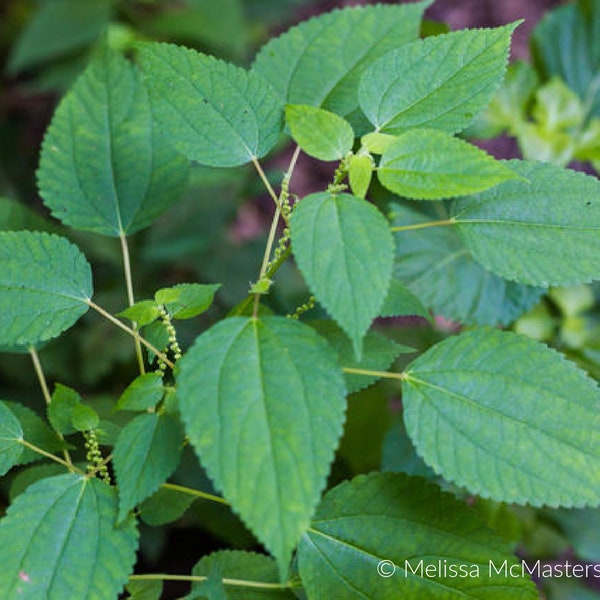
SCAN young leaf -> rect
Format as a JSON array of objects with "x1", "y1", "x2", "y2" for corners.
[
  {"x1": 290, "y1": 192, "x2": 393, "y2": 357},
  {"x1": 378, "y1": 129, "x2": 518, "y2": 200},
  {"x1": 126, "y1": 579, "x2": 163, "y2": 600},
  {"x1": 115, "y1": 372, "x2": 164, "y2": 412},
  {"x1": 137, "y1": 43, "x2": 283, "y2": 167},
  {"x1": 0, "y1": 401, "x2": 24, "y2": 476},
  {"x1": 118, "y1": 301, "x2": 161, "y2": 327},
  {"x1": 285, "y1": 104, "x2": 354, "y2": 161},
  {"x1": 71, "y1": 403, "x2": 100, "y2": 432},
  {"x1": 0, "y1": 474, "x2": 138, "y2": 599},
  {"x1": 347, "y1": 153, "x2": 373, "y2": 199},
  {"x1": 176, "y1": 316, "x2": 347, "y2": 577},
  {"x1": 252, "y1": 2, "x2": 430, "y2": 118},
  {"x1": 359, "y1": 24, "x2": 518, "y2": 135},
  {"x1": 452, "y1": 160, "x2": 600, "y2": 286},
  {"x1": 402, "y1": 328, "x2": 600, "y2": 507},
  {"x1": 38, "y1": 46, "x2": 189, "y2": 237},
  {"x1": 391, "y1": 202, "x2": 544, "y2": 326},
  {"x1": 297, "y1": 472, "x2": 537, "y2": 599},
  {"x1": 0, "y1": 231, "x2": 92, "y2": 346},
  {"x1": 113, "y1": 413, "x2": 185, "y2": 523},
  {"x1": 191, "y1": 550, "x2": 295, "y2": 598},
  {"x1": 155, "y1": 283, "x2": 221, "y2": 319},
  {"x1": 49, "y1": 383, "x2": 85, "y2": 435}
]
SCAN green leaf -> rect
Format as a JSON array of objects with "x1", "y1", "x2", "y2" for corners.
[
  {"x1": 379, "y1": 279, "x2": 431, "y2": 321},
  {"x1": 191, "y1": 550, "x2": 295, "y2": 598},
  {"x1": 0, "y1": 231, "x2": 92, "y2": 346},
  {"x1": 38, "y1": 46, "x2": 188, "y2": 237},
  {"x1": 378, "y1": 130, "x2": 518, "y2": 200},
  {"x1": 113, "y1": 413, "x2": 185, "y2": 522},
  {"x1": 5, "y1": 402, "x2": 65, "y2": 465},
  {"x1": 126, "y1": 579, "x2": 163, "y2": 600},
  {"x1": 290, "y1": 192, "x2": 393, "y2": 357},
  {"x1": 309, "y1": 320, "x2": 412, "y2": 394},
  {"x1": 49, "y1": 383, "x2": 84, "y2": 435},
  {"x1": 115, "y1": 372, "x2": 164, "y2": 412},
  {"x1": 285, "y1": 104, "x2": 354, "y2": 161},
  {"x1": 0, "y1": 401, "x2": 24, "y2": 476},
  {"x1": 139, "y1": 486, "x2": 195, "y2": 526},
  {"x1": 7, "y1": 0, "x2": 112, "y2": 74},
  {"x1": 176, "y1": 316, "x2": 346, "y2": 577},
  {"x1": 297, "y1": 472, "x2": 537, "y2": 599},
  {"x1": 137, "y1": 43, "x2": 283, "y2": 167},
  {"x1": 9, "y1": 463, "x2": 66, "y2": 502},
  {"x1": 347, "y1": 153, "x2": 373, "y2": 199},
  {"x1": 402, "y1": 328, "x2": 600, "y2": 507},
  {"x1": 0, "y1": 474, "x2": 138, "y2": 599},
  {"x1": 532, "y1": 77, "x2": 585, "y2": 131},
  {"x1": 359, "y1": 24, "x2": 517, "y2": 135},
  {"x1": 71, "y1": 403, "x2": 100, "y2": 432},
  {"x1": 155, "y1": 283, "x2": 221, "y2": 319},
  {"x1": 531, "y1": 0, "x2": 600, "y2": 119},
  {"x1": 118, "y1": 301, "x2": 161, "y2": 327},
  {"x1": 391, "y1": 202, "x2": 543, "y2": 326},
  {"x1": 0, "y1": 196, "x2": 59, "y2": 233},
  {"x1": 252, "y1": 2, "x2": 430, "y2": 118},
  {"x1": 452, "y1": 160, "x2": 600, "y2": 286}
]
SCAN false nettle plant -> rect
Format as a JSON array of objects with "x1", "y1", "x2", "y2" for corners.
[{"x1": 1, "y1": 1, "x2": 600, "y2": 598}]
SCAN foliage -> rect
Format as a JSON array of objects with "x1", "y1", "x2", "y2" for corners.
[{"x1": 1, "y1": 1, "x2": 600, "y2": 599}]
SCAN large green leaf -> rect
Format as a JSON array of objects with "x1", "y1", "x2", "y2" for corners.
[
  {"x1": 137, "y1": 43, "x2": 282, "y2": 167},
  {"x1": 251, "y1": 2, "x2": 430, "y2": 118},
  {"x1": 531, "y1": 0, "x2": 600, "y2": 119},
  {"x1": 290, "y1": 192, "x2": 393, "y2": 357},
  {"x1": 38, "y1": 46, "x2": 188, "y2": 237},
  {"x1": 113, "y1": 413, "x2": 185, "y2": 522},
  {"x1": 7, "y1": 0, "x2": 112, "y2": 74},
  {"x1": 402, "y1": 328, "x2": 600, "y2": 507},
  {"x1": 0, "y1": 401, "x2": 24, "y2": 476},
  {"x1": 0, "y1": 474, "x2": 138, "y2": 599},
  {"x1": 176, "y1": 316, "x2": 346, "y2": 576},
  {"x1": 452, "y1": 160, "x2": 600, "y2": 286},
  {"x1": 297, "y1": 472, "x2": 537, "y2": 599},
  {"x1": 0, "y1": 231, "x2": 92, "y2": 346},
  {"x1": 191, "y1": 550, "x2": 295, "y2": 598},
  {"x1": 359, "y1": 24, "x2": 517, "y2": 135},
  {"x1": 391, "y1": 202, "x2": 543, "y2": 326},
  {"x1": 378, "y1": 130, "x2": 518, "y2": 200}
]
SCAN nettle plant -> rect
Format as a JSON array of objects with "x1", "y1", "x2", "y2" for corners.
[{"x1": 1, "y1": 1, "x2": 600, "y2": 598}]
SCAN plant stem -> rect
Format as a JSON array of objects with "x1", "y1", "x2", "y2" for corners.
[
  {"x1": 119, "y1": 233, "x2": 145, "y2": 375},
  {"x1": 161, "y1": 482, "x2": 229, "y2": 506},
  {"x1": 19, "y1": 438, "x2": 84, "y2": 473},
  {"x1": 390, "y1": 218, "x2": 456, "y2": 233},
  {"x1": 129, "y1": 573, "x2": 290, "y2": 590},
  {"x1": 28, "y1": 346, "x2": 75, "y2": 471},
  {"x1": 342, "y1": 367, "x2": 407, "y2": 381},
  {"x1": 86, "y1": 299, "x2": 175, "y2": 369},
  {"x1": 251, "y1": 156, "x2": 279, "y2": 208}
]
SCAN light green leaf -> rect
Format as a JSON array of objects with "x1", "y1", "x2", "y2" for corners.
[
  {"x1": 126, "y1": 579, "x2": 163, "y2": 600},
  {"x1": 113, "y1": 413, "x2": 185, "y2": 522},
  {"x1": 347, "y1": 153, "x2": 373, "y2": 199},
  {"x1": 361, "y1": 132, "x2": 396, "y2": 154},
  {"x1": 139, "y1": 486, "x2": 195, "y2": 526},
  {"x1": 115, "y1": 372, "x2": 164, "y2": 412},
  {"x1": 378, "y1": 129, "x2": 518, "y2": 200},
  {"x1": 7, "y1": 0, "x2": 112, "y2": 74},
  {"x1": 452, "y1": 160, "x2": 600, "y2": 286},
  {"x1": 533, "y1": 77, "x2": 584, "y2": 131},
  {"x1": 391, "y1": 202, "x2": 543, "y2": 326},
  {"x1": 191, "y1": 550, "x2": 295, "y2": 598},
  {"x1": 252, "y1": 2, "x2": 430, "y2": 118},
  {"x1": 380, "y1": 279, "x2": 431, "y2": 321},
  {"x1": 309, "y1": 320, "x2": 412, "y2": 394},
  {"x1": 71, "y1": 403, "x2": 100, "y2": 432},
  {"x1": 0, "y1": 401, "x2": 24, "y2": 476},
  {"x1": 176, "y1": 316, "x2": 346, "y2": 577},
  {"x1": 359, "y1": 24, "x2": 517, "y2": 135},
  {"x1": 155, "y1": 283, "x2": 221, "y2": 319},
  {"x1": 49, "y1": 383, "x2": 84, "y2": 435},
  {"x1": 403, "y1": 328, "x2": 600, "y2": 507},
  {"x1": 118, "y1": 300, "x2": 161, "y2": 327},
  {"x1": 0, "y1": 231, "x2": 92, "y2": 346},
  {"x1": 137, "y1": 43, "x2": 282, "y2": 167},
  {"x1": 290, "y1": 192, "x2": 393, "y2": 357},
  {"x1": 38, "y1": 46, "x2": 188, "y2": 236},
  {"x1": 285, "y1": 104, "x2": 354, "y2": 161},
  {"x1": 298, "y1": 472, "x2": 537, "y2": 599},
  {"x1": 0, "y1": 474, "x2": 138, "y2": 599}
]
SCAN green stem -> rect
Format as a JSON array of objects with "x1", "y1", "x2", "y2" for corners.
[
  {"x1": 251, "y1": 156, "x2": 279, "y2": 208},
  {"x1": 161, "y1": 482, "x2": 229, "y2": 506},
  {"x1": 119, "y1": 233, "x2": 145, "y2": 375},
  {"x1": 86, "y1": 299, "x2": 175, "y2": 369},
  {"x1": 19, "y1": 439, "x2": 84, "y2": 474},
  {"x1": 342, "y1": 367, "x2": 406, "y2": 381},
  {"x1": 390, "y1": 218, "x2": 456, "y2": 233},
  {"x1": 129, "y1": 573, "x2": 290, "y2": 590}
]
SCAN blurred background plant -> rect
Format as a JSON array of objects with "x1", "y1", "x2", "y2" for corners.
[{"x1": 1, "y1": 1, "x2": 600, "y2": 598}]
